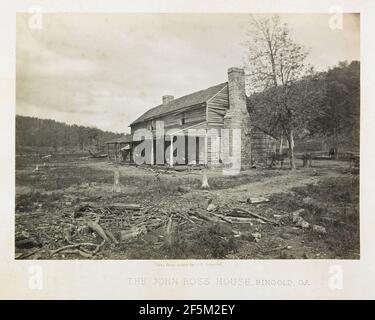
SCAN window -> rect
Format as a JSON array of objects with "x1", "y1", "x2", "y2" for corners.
[{"x1": 148, "y1": 120, "x2": 156, "y2": 131}]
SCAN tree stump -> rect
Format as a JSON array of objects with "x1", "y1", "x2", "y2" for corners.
[
  {"x1": 165, "y1": 216, "x2": 173, "y2": 247},
  {"x1": 113, "y1": 166, "x2": 122, "y2": 193},
  {"x1": 201, "y1": 167, "x2": 210, "y2": 189}
]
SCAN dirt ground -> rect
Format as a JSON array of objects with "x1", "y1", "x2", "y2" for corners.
[{"x1": 15, "y1": 154, "x2": 360, "y2": 260}]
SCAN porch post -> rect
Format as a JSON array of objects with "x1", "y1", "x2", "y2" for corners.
[
  {"x1": 150, "y1": 138, "x2": 154, "y2": 165},
  {"x1": 170, "y1": 136, "x2": 174, "y2": 167},
  {"x1": 204, "y1": 131, "x2": 208, "y2": 165}
]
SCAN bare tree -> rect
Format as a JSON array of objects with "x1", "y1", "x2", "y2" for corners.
[{"x1": 244, "y1": 14, "x2": 311, "y2": 170}]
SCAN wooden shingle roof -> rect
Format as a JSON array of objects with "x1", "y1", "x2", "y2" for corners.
[{"x1": 130, "y1": 82, "x2": 228, "y2": 126}]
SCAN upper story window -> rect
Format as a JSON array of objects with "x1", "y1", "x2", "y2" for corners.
[
  {"x1": 180, "y1": 114, "x2": 185, "y2": 125},
  {"x1": 147, "y1": 120, "x2": 156, "y2": 131}
]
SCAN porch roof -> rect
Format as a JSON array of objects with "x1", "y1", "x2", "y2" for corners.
[{"x1": 106, "y1": 135, "x2": 134, "y2": 144}]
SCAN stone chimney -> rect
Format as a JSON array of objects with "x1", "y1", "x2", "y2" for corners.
[
  {"x1": 227, "y1": 67, "x2": 247, "y2": 114},
  {"x1": 224, "y1": 67, "x2": 252, "y2": 168},
  {"x1": 162, "y1": 95, "x2": 174, "y2": 105}
]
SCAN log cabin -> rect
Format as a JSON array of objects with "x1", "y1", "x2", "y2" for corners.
[{"x1": 110, "y1": 67, "x2": 277, "y2": 169}]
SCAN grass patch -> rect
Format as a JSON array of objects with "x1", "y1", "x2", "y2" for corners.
[
  {"x1": 16, "y1": 165, "x2": 113, "y2": 191},
  {"x1": 267, "y1": 175, "x2": 359, "y2": 258},
  {"x1": 16, "y1": 191, "x2": 63, "y2": 212},
  {"x1": 204, "y1": 170, "x2": 279, "y2": 190},
  {"x1": 124, "y1": 222, "x2": 238, "y2": 259}
]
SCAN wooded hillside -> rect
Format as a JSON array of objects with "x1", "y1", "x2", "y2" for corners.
[
  {"x1": 16, "y1": 115, "x2": 123, "y2": 153},
  {"x1": 248, "y1": 61, "x2": 360, "y2": 154}
]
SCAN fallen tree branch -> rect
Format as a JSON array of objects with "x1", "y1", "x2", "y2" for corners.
[
  {"x1": 190, "y1": 210, "x2": 219, "y2": 223},
  {"x1": 232, "y1": 207, "x2": 280, "y2": 226},
  {"x1": 87, "y1": 220, "x2": 111, "y2": 242},
  {"x1": 176, "y1": 212, "x2": 195, "y2": 224},
  {"x1": 92, "y1": 240, "x2": 106, "y2": 254},
  {"x1": 61, "y1": 249, "x2": 94, "y2": 258},
  {"x1": 51, "y1": 242, "x2": 98, "y2": 255},
  {"x1": 110, "y1": 203, "x2": 141, "y2": 211},
  {"x1": 263, "y1": 245, "x2": 290, "y2": 254},
  {"x1": 225, "y1": 216, "x2": 256, "y2": 224},
  {"x1": 207, "y1": 212, "x2": 233, "y2": 224},
  {"x1": 189, "y1": 215, "x2": 206, "y2": 222},
  {"x1": 16, "y1": 248, "x2": 43, "y2": 259},
  {"x1": 165, "y1": 216, "x2": 173, "y2": 246},
  {"x1": 120, "y1": 226, "x2": 147, "y2": 241},
  {"x1": 105, "y1": 229, "x2": 119, "y2": 244}
]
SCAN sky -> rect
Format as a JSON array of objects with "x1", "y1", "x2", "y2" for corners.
[{"x1": 16, "y1": 13, "x2": 360, "y2": 133}]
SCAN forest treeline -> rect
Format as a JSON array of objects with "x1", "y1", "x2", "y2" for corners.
[{"x1": 16, "y1": 116, "x2": 123, "y2": 153}]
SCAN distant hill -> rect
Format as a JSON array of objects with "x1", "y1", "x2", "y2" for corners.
[{"x1": 16, "y1": 115, "x2": 123, "y2": 153}]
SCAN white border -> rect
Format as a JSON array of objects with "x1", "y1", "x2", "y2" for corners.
[{"x1": 1, "y1": 0, "x2": 374, "y2": 299}]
